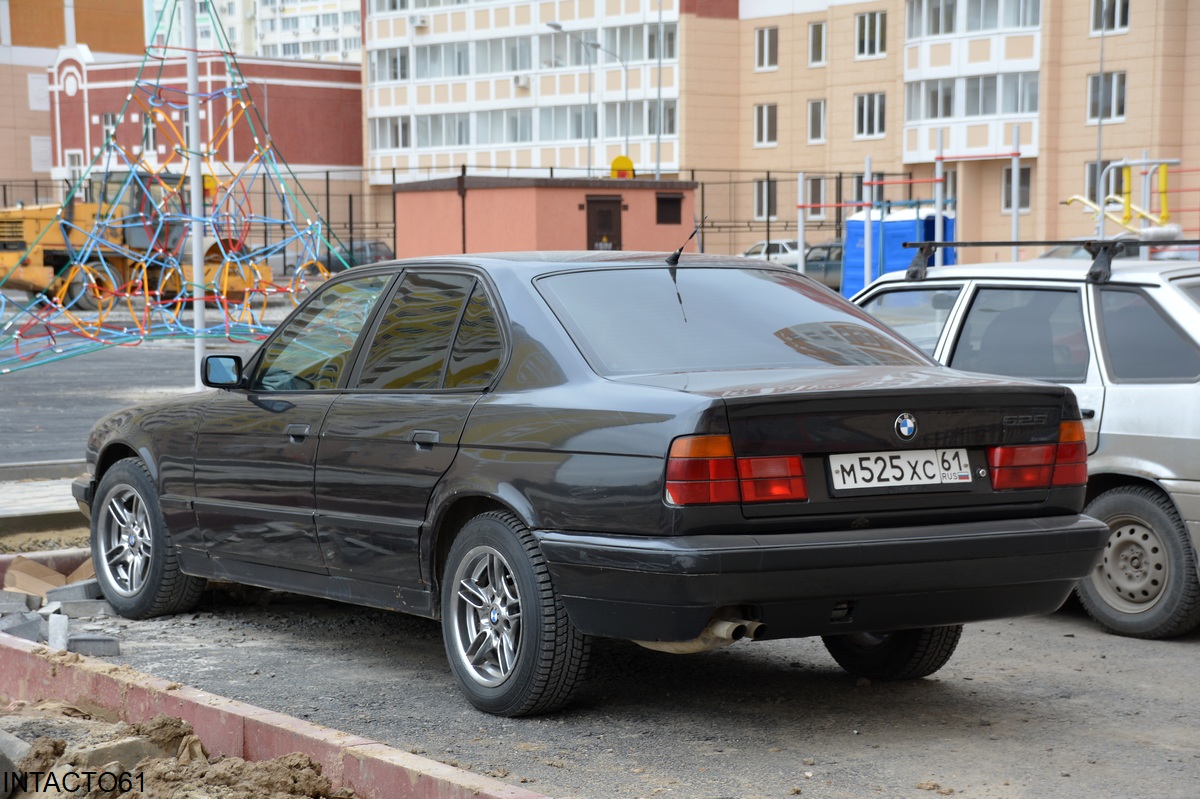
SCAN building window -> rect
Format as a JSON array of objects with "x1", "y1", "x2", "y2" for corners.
[
  {"x1": 649, "y1": 99, "x2": 676, "y2": 136},
  {"x1": 965, "y1": 75, "x2": 998, "y2": 116},
  {"x1": 806, "y1": 177, "x2": 826, "y2": 220},
  {"x1": 344, "y1": 10, "x2": 361, "y2": 25},
  {"x1": 539, "y1": 29, "x2": 599, "y2": 69},
  {"x1": 755, "y1": 27, "x2": 778, "y2": 70},
  {"x1": 648, "y1": 22, "x2": 677, "y2": 60},
  {"x1": 476, "y1": 108, "x2": 533, "y2": 144},
  {"x1": 965, "y1": 0, "x2": 1000, "y2": 31},
  {"x1": 807, "y1": 100, "x2": 825, "y2": 143},
  {"x1": 540, "y1": 104, "x2": 598, "y2": 141},
  {"x1": 415, "y1": 113, "x2": 470, "y2": 147},
  {"x1": 754, "y1": 178, "x2": 777, "y2": 221},
  {"x1": 855, "y1": 172, "x2": 885, "y2": 204},
  {"x1": 101, "y1": 113, "x2": 118, "y2": 148},
  {"x1": 924, "y1": 0, "x2": 957, "y2": 35},
  {"x1": 1004, "y1": 0, "x2": 1040, "y2": 27},
  {"x1": 370, "y1": 116, "x2": 410, "y2": 149},
  {"x1": 1092, "y1": 0, "x2": 1129, "y2": 32},
  {"x1": 1002, "y1": 166, "x2": 1031, "y2": 211},
  {"x1": 924, "y1": 78, "x2": 955, "y2": 119},
  {"x1": 855, "y1": 93, "x2": 886, "y2": 138},
  {"x1": 809, "y1": 22, "x2": 826, "y2": 66},
  {"x1": 1086, "y1": 160, "x2": 1125, "y2": 205},
  {"x1": 604, "y1": 101, "x2": 645, "y2": 138},
  {"x1": 856, "y1": 11, "x2": 886, "y2": 58},
  {"x1": 1088, "y1": 71, "x2": 1125, "y2": 122},
  {"x1": 754, "y1": 104, "x2": 777, "y2": 146},
  {"x1": 415, "y1": 43, "x2": 471, "y2": 79},
  {"x1": 141, "y1": 112, "x2": 157, "y2": 152},
  {"x1": 371, "y1": 0, "x2": 408, "y2": 13},
  {"x1": 943, "y1": 168, "x2": 957, "y2": 200},
  {"x1": 604, "y1": 25, "x2": 646, "y2": 63},
  {"x1": 656, "y1": 193, "x2": 683, "y2": 225},
  {"x1": 1002, "y1": 72, "x2": 1039, "y2": 114},
  {"x1": 369, "y1": 48, "x2": 408, "y2": 82},
  {"x1": 476, "y1": 36, "x2": 532, "y2": 75}
]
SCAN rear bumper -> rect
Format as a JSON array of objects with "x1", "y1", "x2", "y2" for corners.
[{"x1": 535, "y1": 514, "x2": 1109, "y2": 641}]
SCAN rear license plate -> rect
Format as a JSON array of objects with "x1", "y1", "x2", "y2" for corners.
[{"x1": 828, "y1": 448, "x2": 972, "y2": 492}]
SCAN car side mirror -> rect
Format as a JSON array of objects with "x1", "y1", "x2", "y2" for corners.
[{"x1": 202, "y1": 355, "x2": 244, "y2": 388}]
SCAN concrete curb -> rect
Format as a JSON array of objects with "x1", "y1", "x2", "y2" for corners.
[
  {"x1": 0, "y1": 633, "x2": 550, "y2": 799},
  {"x1": 0, "y1": 461, "x2": 86, "y2": 481},
  {"x1": 0, "y1": 509, "x2": 87, "y2": 536}
]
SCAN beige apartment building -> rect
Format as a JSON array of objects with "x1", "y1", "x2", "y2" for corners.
[{"x1": 363, "y1": 0, "x2": 1200, "y2": 260}]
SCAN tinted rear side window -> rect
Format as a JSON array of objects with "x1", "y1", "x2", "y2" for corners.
[
  {"x1": 1098, "y1": 287, "x2": 1200, "y2": 381},
  {"x1": 446, "y1": 282, "x2": 503, "y2": 389},
  {"x1": 357, "y1": 272, "x2": 474, "y2": 390},
  {"x1": 538, "y1": 267, "x2": 927, "y2": 375}
]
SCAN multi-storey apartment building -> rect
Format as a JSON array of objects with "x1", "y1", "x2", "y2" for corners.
[
  {"x1": 145, "y1": 0, "x2": 364, "y2": 64},
  {"x1": 0, "y1": 0, "x2": 144, "y2": 199},
  {"x1": 362, "y1": 0, "x2": 1199, "y2": 261}
]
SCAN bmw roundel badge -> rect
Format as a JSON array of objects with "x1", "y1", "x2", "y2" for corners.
[{"x1": 895, "y1": 413, "x2": 917, "y2": 441}]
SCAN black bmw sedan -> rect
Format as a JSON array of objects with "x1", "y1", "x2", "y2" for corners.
[{"x1": 72, "y1": 252, "x2": 1108, "y2": 716}]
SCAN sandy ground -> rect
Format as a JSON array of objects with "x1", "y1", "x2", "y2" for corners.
[
  {"x1": 0, "y1": 696, "x2": 355, "y2": 798},
  {"x1": 0, "y1": 527, "x2": 89, "y2": 555}
]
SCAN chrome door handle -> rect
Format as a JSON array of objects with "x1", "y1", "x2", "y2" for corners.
[{"x1": 411, "y1": 430, "x2": 440, "y2": 448}]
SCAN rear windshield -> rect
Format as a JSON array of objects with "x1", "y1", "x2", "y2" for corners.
[{"x1": 538, "y1": 267, "x2": 929, "y2": 376}]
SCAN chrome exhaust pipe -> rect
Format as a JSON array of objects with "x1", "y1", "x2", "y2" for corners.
[{"x1": 634, "y1": 615, "x2": 751, "y2": 654}]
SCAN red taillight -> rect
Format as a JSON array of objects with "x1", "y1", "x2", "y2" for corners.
[
  {"x1": 665, "y1": 436, "x2": 808, "y2": 505},
  {"x1": 738, "y1": 456, "x2": 808, "y2": 502},
  {"x1": 987, "y1": 420, "x2": 1088, "y2": 491}
]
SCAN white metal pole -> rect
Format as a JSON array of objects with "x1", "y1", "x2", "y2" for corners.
[
  {"x1": 797, "y1": 171, "x2": 806, "y2": 274},
  {"x1": 863, "y1": 155, "x2": 872, "y2": 290},
  {"x1": 654, "y1": 0, "x2": 663, "y2": 179},
  {"x1": 934, "y1": 129, "x2": 944, "y2": 268},
  {"x1": 186, "y1": 0, "x2": 206, "y2": 389},
  {"x1": 1011, "y1": 125, "x2": 1020, "y2": 261},
  {"x1": 1141, "y1": 148, "x2": 1150, "y2": 260}
]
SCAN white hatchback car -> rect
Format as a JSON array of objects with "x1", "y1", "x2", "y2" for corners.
[
  {"x1": 743, "y1": 239, "x2": 801, "y2": 267},
  {"x1": 855, "y1": 254, "x2": 1200, "y2": 639}
]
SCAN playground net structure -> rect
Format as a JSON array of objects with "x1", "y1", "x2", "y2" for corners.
[{"x1": 0, "y1": 0, "x2": 342, "y2": 374}]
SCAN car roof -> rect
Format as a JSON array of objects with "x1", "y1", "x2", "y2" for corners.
[
  {"x1": 866, "y1": 257, "x2": 1200, "y2": 288},
  {"x1": 361, "y1": 251, "x2": 759, "y2": 274}
]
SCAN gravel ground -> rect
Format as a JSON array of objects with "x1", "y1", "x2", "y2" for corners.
[{"x1": 74, "y1": 587, "x2": 1200, "y2": 799}]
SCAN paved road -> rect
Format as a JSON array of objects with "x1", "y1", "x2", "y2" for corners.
[{"x1": 88, "y1": 589, "x2": 1200, "y2": 799}]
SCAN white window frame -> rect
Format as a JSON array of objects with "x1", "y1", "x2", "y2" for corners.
[
  {"x1": 809, "y1": 22, "x2": 826, "y2": 66},
  {"x1": 1003, "y1": 0, "x2": 1040, "y2": 28},
  {"x1": 755, "y1": 27, "x2": 778, "y2": 71},
  {"x1": 806, "y1": 177, "x2": 826, "y2": 220},
  {"x1": 924, "y1": 0, "x2": 957, "y2": 36},
  {"x1": 966, "y1": 0, "x2": 1000, "y2": 32},
  {"x1": 1086, "y1": 160, "x2": 1125, "y2": 205},
  {"x1": 1087, "y1": 71, "x2": 1125, "y2": 122},
  {"x1": 807, "y1": 99, "x2": 826, "y2": 144},
  {"x1": 1091, "y1": 0, "x2": 1128, "y2": 33},
  {"x1": 965, "y1": 75, "x2": 998, "y2": 116},
  {"x1": 856, "y1": 11, "x2": 887, "y2": 58},
  {"x1": 754, "y1": 178, "x2": 777, "y2": 221},
  {"x1": 754, "y1": 103, "x2": 777, "y2": 147},
  {"x1": 1001, "y1": 165, "x2": 1031, "y2": 212},
  {"x1": 855, "y1": 172, "x2": 885, "y2": 204},
  {"x1": 854, "y1": 93, "x2": 886, "y2": 138}
]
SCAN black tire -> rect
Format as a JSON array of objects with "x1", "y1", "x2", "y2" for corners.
[
  {"x1": 440, "y1": 511, "x2": 590, "y2": 716},
  {"x1": 1076, "y1": 486, "x2": 1200, "y2": 639},
  {"x1": 822, "y1": 625, "x2": 963, "y2": 680},
  {"x1": 90, "y1": 458, "x2": 204, "y2": 619}
]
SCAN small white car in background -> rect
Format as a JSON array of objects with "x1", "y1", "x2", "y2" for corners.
[
  {"x1": 855, "y1": 255, "x2": 1200, "y2": 639},
  {"x1": 743, "y1": 239, "x2": 801, "y2": 267}
]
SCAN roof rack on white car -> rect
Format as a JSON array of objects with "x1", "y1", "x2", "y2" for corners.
[{"x1": 901, "y1": 239, "x2": 1200, "y2": 284}]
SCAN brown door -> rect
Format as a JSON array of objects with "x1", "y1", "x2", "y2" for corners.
[{"x1": 586, "y1": 196, "x2": 622, "y2": 251}]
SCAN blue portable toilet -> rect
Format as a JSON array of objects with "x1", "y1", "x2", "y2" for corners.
[{"x1": 842, "y1": 207, "x2": 955, "y2": 297}]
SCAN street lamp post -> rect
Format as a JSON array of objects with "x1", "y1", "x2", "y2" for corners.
[{"x1": 547, "y1": 22, "x2": 596, "y2": 176}]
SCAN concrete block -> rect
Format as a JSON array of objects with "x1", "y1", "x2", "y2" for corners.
[
  {"x1": 66, "y1": 634, "x2": 120, "y2": 657},
  {"x1": 0, "y1": 612, "x2": 42, "y2": 642},
  {"x1": 0, "y1": 728, "x2": 32, "y2": 769},
  {"x1": 45, "y1": 578, "x2": 102, "y2": 602},
  {"x1": 36, "y1": 601, "x2": 62, "y2": 617},
  {"x1": 0, "y1": 589, "x2": 40, "y2": 610},
  {"x1": 78, "y1": 736, "x2": 168, "y2": 770},
  {"x1": 48, "y1": 614, "x2": 69, "y2": 651},
  {"x1": 58, "y1": 599, "x2": 115, "y2": 619},
  {"x1": 0, "y1": 748, "x2": 13, "y2": 799},
  {"x1": 0, "y1": 601, "x2": 30, "y2": 615}
]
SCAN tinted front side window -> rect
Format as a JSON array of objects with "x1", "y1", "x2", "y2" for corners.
[
  {"x1": 949, "y1": 287, "x2": 1088, "y2": 382},
  {"x1": 1098, "y1": 287, "x2": 1200, "y2": 381},
  {"x1": 860, "y1": 287, "x2": 961, "y2": 356},
  {"x1": 357, "y1": 272, "x2": 475, "y2": 390},
  {"x1": 253, "y1": 275, "x2": 391, "y2": 391},
  {"x1": 539, "y1": 267, "x2": 927, "y2": 376}
]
